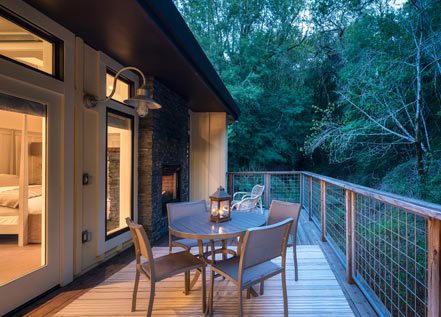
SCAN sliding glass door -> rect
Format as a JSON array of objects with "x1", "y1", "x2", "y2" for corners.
[
  {"x1": 0, "y1": 99, "x2": 46, "y2": 286},
  {"x1": 0, "y1": 86, "x2": 61, "y2": 315}
]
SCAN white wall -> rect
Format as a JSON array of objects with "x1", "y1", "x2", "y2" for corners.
[
  {"x1": 74, "y1": 42, "x2": 139, "y2": 274},
  {"x1": 190, "y1": 112, "x2": 227, "y2": 201}
]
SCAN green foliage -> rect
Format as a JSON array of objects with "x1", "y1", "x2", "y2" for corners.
[{"x1": 175, "y1": 0, "x2": 441, "y2": 203}]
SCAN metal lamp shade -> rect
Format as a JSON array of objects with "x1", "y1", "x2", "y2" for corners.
[{"x1": 124, "y1": 85, "x2": 161, "y2": 117}]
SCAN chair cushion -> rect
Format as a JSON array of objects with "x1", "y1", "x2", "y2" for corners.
[
  {"x1": 142, "y1": 251, "x2": 204, "y2": 281},
  {"x1": 213, "y1": 257, "x2": 282, "y2": 286}
]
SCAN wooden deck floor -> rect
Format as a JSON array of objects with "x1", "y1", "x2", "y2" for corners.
[
  {"x1": 55, "y1": 246, "x2": 354, "y2": 317},
  {"x1": 16, "y1": 210, "x2": 375, "y2": 316}
]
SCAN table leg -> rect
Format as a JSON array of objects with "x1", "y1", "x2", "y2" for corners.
[
  {"x1": 210, "y1": 240, "x2": 215, "y2": 264},
  {"x1": 249, "y1": 286, "x2": 259, "y2": 297},
  {"x1": 221, "y1": 239, "x2": 227, "y2": 261}
]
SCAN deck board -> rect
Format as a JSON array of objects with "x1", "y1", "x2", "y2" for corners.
[{"x1": 55, "y1": 246, "x2": 354, "y2": 316}]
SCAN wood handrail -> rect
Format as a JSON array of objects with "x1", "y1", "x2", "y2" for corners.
[
  {"x1": 228, "y1": 170, "x2": 441, "y2": 220},
  {"x1": 301, "y1": 171, "x2": 441, "y2": 220}
]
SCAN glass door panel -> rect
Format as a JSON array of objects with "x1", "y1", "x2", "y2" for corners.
[
  {"x1": 0, "y1": 104, "x2": 46, "y2": 285},
  {"x1": 106, "y1": 110, "x2": 133, "y2": 238}
]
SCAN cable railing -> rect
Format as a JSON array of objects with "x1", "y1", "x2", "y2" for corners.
[{"x1": 227, "y1": 171, "x2": 441, "y2": 317}]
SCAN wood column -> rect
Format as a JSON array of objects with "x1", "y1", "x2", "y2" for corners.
[{"x1": 428, "y1": 218, "x2": 441, "y2": 317}]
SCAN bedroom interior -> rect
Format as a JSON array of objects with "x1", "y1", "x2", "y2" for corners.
[
  {"x1": 0, "y1": 104, "x2": 46, "y2": 286},
  {"x1": 0, "y1": 9, "x2": 51, "y2": 286}
]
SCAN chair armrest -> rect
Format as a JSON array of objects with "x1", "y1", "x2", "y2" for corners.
[{"x1": 233, "y1": 191, "x2": 250, "y2": 200}]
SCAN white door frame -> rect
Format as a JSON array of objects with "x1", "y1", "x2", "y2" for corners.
[{"x1": 0, "y1": 0, "x2": 75, "y2": 314}]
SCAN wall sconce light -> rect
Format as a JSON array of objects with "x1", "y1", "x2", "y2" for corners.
[{"x1": 83, "y1": 66, "x2": 161, "y2": 117}]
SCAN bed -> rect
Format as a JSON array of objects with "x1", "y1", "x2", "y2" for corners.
[{"x1": 0, "y1": 174, "x2": 42, "y2": 245}]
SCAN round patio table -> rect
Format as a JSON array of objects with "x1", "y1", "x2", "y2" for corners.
[
  {"x1": 169, "y1": 211, "x2": 267, "y2": 241},
  {"x1": 169, "y1": 211, "x2": 268, "y2": 305}
]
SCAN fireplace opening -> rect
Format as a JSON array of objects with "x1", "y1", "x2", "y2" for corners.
[{"x1": 162, "y1": 165, "x2": 181, "y2": 216}]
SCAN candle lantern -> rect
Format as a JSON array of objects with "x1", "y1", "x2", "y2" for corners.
[{"x1": 209, "y1": 186, "x2": 231, "y2": 223}]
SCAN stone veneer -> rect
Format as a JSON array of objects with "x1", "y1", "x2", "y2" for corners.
[
  {"x1": 106, "y1": 148, "x2": 120, "y2": 232},
  {"x1": 138, "y1": 78, "x2": 189, "y2": 242}
]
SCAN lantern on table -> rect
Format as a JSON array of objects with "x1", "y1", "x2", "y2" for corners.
[{"x1": 209, "y1": 186, "x2": 231, "y2": 223}]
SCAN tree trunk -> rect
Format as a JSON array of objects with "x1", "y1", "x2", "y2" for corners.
[
  {"x1": 416, "y1": 125, "x2": 424, "y2": 179},
  {"x1": 414, "y1": 31, "x2": 425, "y2": 188}
]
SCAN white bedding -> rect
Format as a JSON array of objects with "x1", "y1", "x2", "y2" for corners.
[{"x1": 0, "y1": 186, "x2": 42, "y2": 215}]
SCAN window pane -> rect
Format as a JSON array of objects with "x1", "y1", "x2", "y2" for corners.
[
  {"x1": 106, "y1": 111, "x2": 132, "y2": 236},
  {"x1": 0, "y1": 16, "x2": 54, "y2": 75},
  {"x1": 106, "y1": 73, "x2": 130, "y2": 103},
  {"x1": 0, "y1": 105, "x2": 46, "y2": 285}
]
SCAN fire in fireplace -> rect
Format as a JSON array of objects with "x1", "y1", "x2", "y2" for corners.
[{"x1": 162, "y1": 165, "x2": 181, "y2": 216}]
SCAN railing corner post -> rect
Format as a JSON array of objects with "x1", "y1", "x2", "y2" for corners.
[
  {"x1": 345, "y1": 189, "x2": 355, "y2": 284},
  {"x1": 320, "y1": 180, "x2": 326, "y2": 242},
  {"x1": 428, "y1": 218, "x2": 441, "y2": 317}
]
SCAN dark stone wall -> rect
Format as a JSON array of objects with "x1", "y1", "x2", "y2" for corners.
[
  {"x1": 138, "y1": 78, "x2": 189, "y2": 242},
  {"x1": 107, "y1": 148, "x2": 120, "y2": 231}
]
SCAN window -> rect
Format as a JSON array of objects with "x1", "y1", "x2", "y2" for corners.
[
  {"x1": 0, "y1": 9, "x2": 61, "y2": 77},
  {"x1": 0, "y1": 93, "x2": 46, "y2": 285},
  {"x1": 106, "y1": 70, "x2": 133, "y2": 104},
  {"x1": 106, "y1": 109, "x2": 133, "y2": 238}
]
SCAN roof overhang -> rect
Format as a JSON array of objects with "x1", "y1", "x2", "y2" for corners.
[{"x1": 23, "y1": 0, "x2": 239, "y2": 120}]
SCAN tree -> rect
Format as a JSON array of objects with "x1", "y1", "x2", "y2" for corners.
[
  {"x1": 175, "y1": 0, "x2": 441, "y2": 202},
  {"x1": 305, "y1": 0, "x2": 441, "y2": 195}
]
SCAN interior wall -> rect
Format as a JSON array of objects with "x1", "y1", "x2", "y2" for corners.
[{"x1": 190, "y1": 112, "x2": 227, "y2": 201}]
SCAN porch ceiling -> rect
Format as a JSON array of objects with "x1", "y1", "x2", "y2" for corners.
[{"x1": 23, "y1": 0, "x2": 239, "y2": 120}]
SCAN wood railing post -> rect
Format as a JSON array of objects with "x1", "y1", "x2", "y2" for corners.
[
  {"x1": 308, "y1": 176, "x2": 312, "y2": 221},
  {"x1": 299, "y1": 173, "x2": 303, "y2": 205},
  {"x1": 320, "y1": 180, "x2": 326, "y2": 242},
  {"x1": 428, "y1": 218, "x2": 441, "y2": 317},
  {"x1": 264, "y1": 173, "x2": 271, "y2": 208},
  {"x1": 345, "y1": 190, "x2": 355, "y2": 284},
  {"x1": 228, "y1": 173, "x2": 234, "y2": 195}
]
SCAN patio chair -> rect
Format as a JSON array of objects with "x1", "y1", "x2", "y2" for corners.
[
  {"x1": 167, "y1": 200, "x2": 210, "y2": 253},
  {"x1": 231, "y1": 195, "x2": 261, "y2": 213},
  {"x1": 267, "y1": 200, "x2": 301, "y2": 281},
  {"x1": 232, "y1": 184, "x2": 265, "y2": 213},
  {"x1": 208, "y1": 218, "x2": 293, "y2": 317},
  {"x1": 126, "y1": 218, "x2": 206, "y2": 317}
]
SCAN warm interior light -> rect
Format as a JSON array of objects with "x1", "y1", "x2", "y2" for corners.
[{"x1": 0, "y1": 16, "x2": 53, "y2": 74}]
